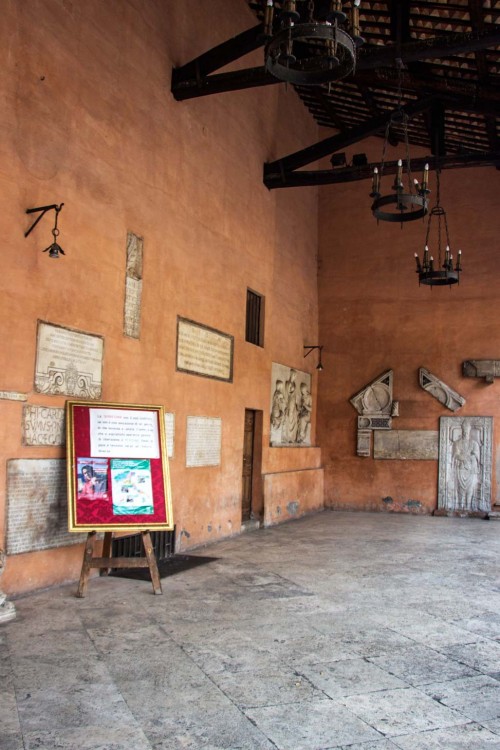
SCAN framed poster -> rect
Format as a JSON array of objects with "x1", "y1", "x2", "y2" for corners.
[{"x1": 66, "y1": 401, "x2": 173, "y2": 531}]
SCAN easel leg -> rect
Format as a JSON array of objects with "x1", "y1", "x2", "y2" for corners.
[
  {"x1": 99, "y1": 532, "x2": 113, "y2": 577},
  {"x1": 77, "y1": 532, "x2": 96, "y2": 598},
  {"x1": 142, "y1": 531, "x2": 162, "y2": 595}
]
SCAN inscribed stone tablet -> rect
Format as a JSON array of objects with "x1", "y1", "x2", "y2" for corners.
[
  {"x1": 164, "y1": 412, "x2": 175, "y2": 459},
  {"x1": 23, "y1": 405, "x2": 65, "y2": 446},
  {"x1": 186, "y1": 417, "x2": 222, "y2": 467},
  {"x1": 177, "y1": 318, "x2": 233, "y2": 382},
  {"x1": 374, "y1": 430, "x2": 438, "y2": 460},
  {"x1": 7, "y1": 459, "x2": 85, "y2": 554},
  {"x1": 34, "y1": 321, "x2": 103, "y2": 399}
]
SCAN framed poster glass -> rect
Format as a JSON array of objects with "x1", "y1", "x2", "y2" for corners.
[{"x1": 66, "y1": 401, "x2": 173, "y2": 531}]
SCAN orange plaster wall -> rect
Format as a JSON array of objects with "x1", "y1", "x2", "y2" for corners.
[
  {"x1": 263, "y1": 468, "x2": 324, "y2": 526},
  {"x1": 318, "y1": 135, "x2": 500, "y2": 514},
  {"x1": 0, "y1": 0, "x2": 323, "y2": 595}
]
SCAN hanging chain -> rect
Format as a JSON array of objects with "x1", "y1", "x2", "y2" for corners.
[{"x1": 308, "y1": 0, "x2": 314, "y2": 22}]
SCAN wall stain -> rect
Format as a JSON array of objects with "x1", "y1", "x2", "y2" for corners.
[
  {"x1": 286, "y1": 501, "x2": 300, "y2": 515},
  {"x1": 180, "y1": 529, "x2": 191, "y2": 539},
  {"x1": 382, "y1": 496, "x2": 394, "y2": 504}
]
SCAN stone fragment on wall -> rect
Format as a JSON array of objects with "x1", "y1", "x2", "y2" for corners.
[
  {"x1": 123, "y1": 231, "x2": 143, "y2": 339},
  {"x1": 0, "y1": 391, "x2": 27, "y2": 402},
  {"x1": 358, "y1": 416, "x2": 392, "y2": 430},
  {"x1": 34, "y1": 322, "x2": 103, "y2": 399},
  {"x1": 419, "y1": 367, "x2": 465, "y2": 411},
  {"x1": 462, "y1": 360, "x2": 500, "y2": 384},
  {"x1": 374, "y1": 430, "x2": 438, "y2": 460},
  {"x1": 7, "y1": 459, "x2": 86, "y2": 554},
  {"x1": 350, "y1": 370, "x2": 393, "y2": 416},
  {"x1": 357, "y1": 429, "x2": 372, "y2": 457},
  {"x1": 438, "y1": 416, "x2": 492, "y2": 515},
  {"x1": 0, "y1": 550, "x2": 15, "y2": 625},
  {"x1": 23, "y1": 405, "x2": 65, "y2": 446}
]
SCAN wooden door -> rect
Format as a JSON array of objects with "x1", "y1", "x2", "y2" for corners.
[{"x1": 242, "y1": 410, "x2": 255, "y2": 522}]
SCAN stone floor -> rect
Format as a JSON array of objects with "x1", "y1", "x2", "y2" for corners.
[{"x1": 2, "y1": 510, "x2": 500, "y2": 750}]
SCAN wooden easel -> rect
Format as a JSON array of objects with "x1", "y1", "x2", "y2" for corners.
[{"x1": 77, "y1": 530, "x2": 162, "y2": 597}]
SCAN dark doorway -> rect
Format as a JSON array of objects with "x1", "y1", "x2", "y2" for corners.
[{"x1": 241, "y1": 409, "x2": 263, "y2": 523}]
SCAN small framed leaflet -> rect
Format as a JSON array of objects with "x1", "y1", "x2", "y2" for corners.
[{"x1": 66, "y1": 401, "x2": 173, "y2": 532}]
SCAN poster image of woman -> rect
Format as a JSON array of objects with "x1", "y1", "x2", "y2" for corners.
[{"x1": 77, "y1": 458, "x2": 109, "y2": 500}]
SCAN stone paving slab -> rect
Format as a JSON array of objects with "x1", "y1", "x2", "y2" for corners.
[
  {"x1": 390, "y1": 722, "x2": 500, "y2": 749},
  {"x1": 3, "y1": 511, "x2": 500, "y2": 750}
]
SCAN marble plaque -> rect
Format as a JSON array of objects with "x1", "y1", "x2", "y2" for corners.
[
  {"x1": 0, "y1": 390, "x2": 27, "y2": 402},
  {"x1": 23, "y1": 405, "x2": 65, "y2": 446},
  {"x1": 357, "y1": 429, "x2": 372, "y2": 457},
  {"x1": 186, "y1": 416, "x2": 222, "y2": 467},
  {"x1": 123, "y1": 232, "x2": 143, "y2": 339},
  {"x1": 6, "y1": 459, "x2": 85, "y2": 554},
  {"x1": 165, "y1": 412, "x2": 175, "y2": 459},
  {"x1": 419, "y1": 367, "x2": 465, "y2": 411},
  {"x1": 374, "y1": 430, "x2": 439, "y2": 460},
  {"x1": 34, "y1": 321, "x2": 103, "y2": 399},
  {"x1": 177, "y1": 317, "x2": 233, "y2": 382},
  {"x1": 438, "y1": 416, "x2": 492, "y2": 513},
  {"x1": 270, "y1": 363, "x2": 312, "y2": 447}
]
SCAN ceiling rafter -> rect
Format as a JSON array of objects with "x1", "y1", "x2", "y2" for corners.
[{"x1": 173, "y1": 2, "x2": 500, "y2": 188}]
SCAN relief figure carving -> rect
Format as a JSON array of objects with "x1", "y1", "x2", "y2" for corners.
[{"x1": 451, "y1": 422, "x2": 481, "y2": 511}]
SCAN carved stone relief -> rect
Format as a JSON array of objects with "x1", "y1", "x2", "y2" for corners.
[
  {"x1": 351, "y1": 370, "x2": 395, "y2": 456},
  {"x1": 438, "y1": 416, "x2": 492, "y2": 515},
  {"x1": 0, "y1": 550, "x2": 16, "y2": 624},
  {"x1": 358, "y1": 416, "x2": 392, "y2": 430},
  {"x1": 350, "y1": 370, "x2": 393, "y2": 416},
  {"x1": 419, "y1": 368, "x2": 465, "y2": 411},
  {"x1": 463, "y1": 360, "x2": 500, "y2": 384}
]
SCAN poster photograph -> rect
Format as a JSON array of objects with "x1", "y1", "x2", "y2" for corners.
[
  {"x1": 270, "y1": 363, "x2": 312, "y2": 447},
  {"x1": 66, "y1": 401, "x2": 173, "y2": 531}
]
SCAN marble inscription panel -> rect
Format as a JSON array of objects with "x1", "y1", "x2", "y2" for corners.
[
  {"x1": 0, "y1": 391, "x2": 27, "y2": 402},
  {"x1": 34, "y1": 321, "x2": 103, "y2": 398},
  {"x1": 186, "y1": 416, "x2": 222, "y2": 467},
  {"x1": 438, "y1": 416, "x2": 492, "y2": 513},
  {"x1": 7, "y1": 459, "x2": 85, "y2": 554},
  {"x1": 374, "y1": 430, "x2": 439, "y2": 460},
  {"x1": 165, "y1": 412, "x2": 175, "y2": 459},
  {"x1": 177, "y1": 318, "x2": 233, "y2": 382},
  {"x1": 23, "y1": 405, "x2": 65, "y2": 446},
  {"x1": 123, "y1": 232, "x2": 143, "y2": 339}
]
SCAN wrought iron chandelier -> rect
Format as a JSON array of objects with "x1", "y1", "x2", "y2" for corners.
[
  {"x1": 414, "y1": 170, "x2": 462, "y2": 287},
  {"x1": 264, "y1": 0, "x2": 363, "y2": 86},
  {"x1": 370, "y1": 66, "x2": 430, "y2": 224}
]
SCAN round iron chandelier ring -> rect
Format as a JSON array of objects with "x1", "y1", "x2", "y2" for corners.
[
  {"x1": 418, "y1": 270, "x2": 459, "y2": 286},
  {"x1": 371, "y1": 192, "x2": 428, "y2": 223},
  {"x1": 265, "y1": 23, "x2": 356, "y2": 85}
]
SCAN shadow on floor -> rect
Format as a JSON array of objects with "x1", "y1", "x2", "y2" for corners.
[{"x1": 109, "y1": 554, "x2": 219, "y2": 581}]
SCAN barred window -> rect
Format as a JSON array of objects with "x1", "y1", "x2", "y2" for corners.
[{"x1": 245, "y1": 289, "x2": 264, "y2": 347}]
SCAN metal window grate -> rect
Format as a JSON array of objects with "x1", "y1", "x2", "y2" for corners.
[
  {"x1": 246, "y1": 289, "x2": 263, "y2": 346},
  {"x1": 111, "y1": 528, "x2": 175, "y2": 562}
]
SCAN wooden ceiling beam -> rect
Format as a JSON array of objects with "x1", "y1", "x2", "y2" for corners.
[
  {"x1": 264, "y1": 152, "x2": 500, "y2": 189},
  {"x1": 264, "y1": 96, "x2": 436, "y2": 178}
]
